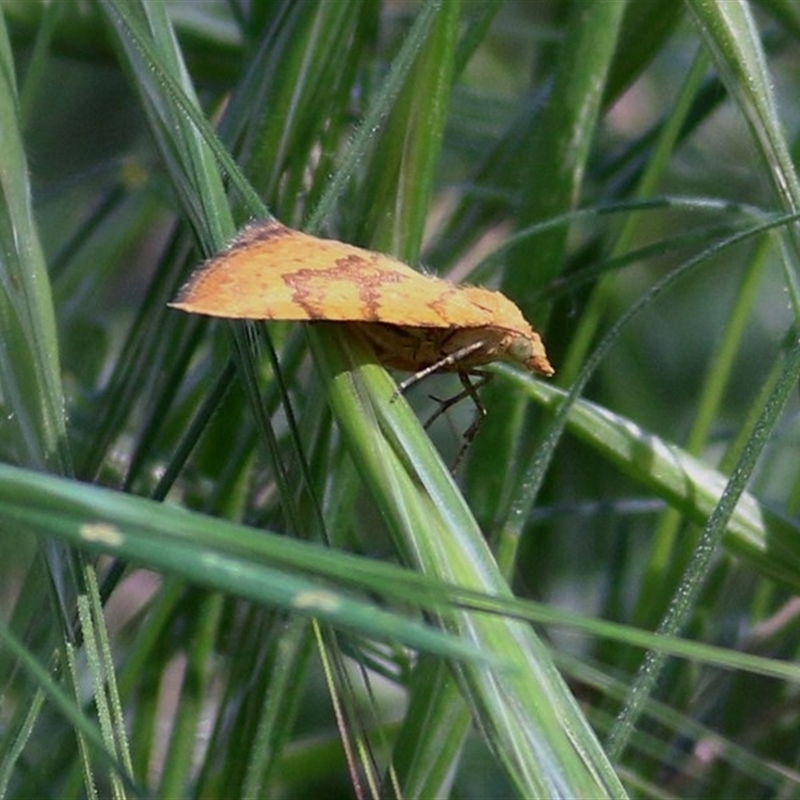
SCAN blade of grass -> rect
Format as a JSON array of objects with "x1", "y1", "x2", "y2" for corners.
[
  {"x1": 559, "y1": 46, "x2": 711, "y2": 386},
  {"x1": 0, "y1": 463, "x2": 494, "y2": 664},
  {"x1": 337, "y1": 6, "x2": 480, "y2": 795},
  {"x1": 688, "y1": 0, "x2": 800, "y2": 313},
  {"x1": 606, "y1": 329, "x2": 800, "y2": 759},
  {"x1": 311, "y1": 325, "x2": 626, "y2": 797},
  {"x1": 469, "y1": 0, "x2": 626, "y2": 557},
  {"x1": 0, "y1": 10, "x2": 68, "y2": 473},
  {"x1": 0, "y1": 11, "x2": 138, "y2": 793},
  {"x1": 507, "y1": 0, "x2": 626, "y2": 305},
  {"x1": 0, "y1": 616, "x2": 142, "y2": 795},
  {"x1": 638, "y1": 235, "x2": 772, "y2": 625},
  {"x1": 499, "y1": 210, "x2": 800, "y2": 585}
]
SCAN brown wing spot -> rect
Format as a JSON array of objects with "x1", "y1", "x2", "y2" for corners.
[{"x1": 282, "y1": 253, "x2": 410, "y2": 320}]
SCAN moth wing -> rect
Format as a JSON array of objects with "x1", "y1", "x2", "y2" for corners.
[{"x1": 170, "y1": 221, "x2": 498, "y2": 328}]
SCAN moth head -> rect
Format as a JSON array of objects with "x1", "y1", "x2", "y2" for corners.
[
  {"x1": 505, "y1": 332, "x2": 555, "y2": 377},
  {"x1": 507, "y1": 334, "x2": 534, "y2": 365}
]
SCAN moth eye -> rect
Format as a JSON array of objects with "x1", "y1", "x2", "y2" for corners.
[{"x1": 507, "y1": 335, "x2": 533, "y2": 364}]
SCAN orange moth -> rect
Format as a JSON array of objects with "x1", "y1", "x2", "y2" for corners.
[{"x1": 170, "y1": 220, "x2": 553, "y2": 443}]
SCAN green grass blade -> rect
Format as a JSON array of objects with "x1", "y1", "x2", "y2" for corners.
[
  {"x1": 310, "y1": 325, "x2": 626, "y2": 797},
  {"x1": 688, "y1": 0, "x2": 800, "y2": 314},
  {"x1": 511, "y1": 372, "x2": 800, "y2": 595},
  {"x1": 0, "y1": 463, "x2": 494, "y2": 663},
  {"x1": 0, "y1": 11, "x2": 68, "y2": 473}
]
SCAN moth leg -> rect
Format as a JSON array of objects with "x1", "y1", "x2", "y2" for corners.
[
  {"x1": 426, "y1": 370, "x2": 493, "y2": 471},
  {"x1": 424, "y1": 370, "x2": 492, "y2": 429},
  {"x1": 458, "y1": 370, "x2": 492, "y2": 446},
  {"x1": 392, "y1": 340, "x2": 485, "y2": 400}
]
